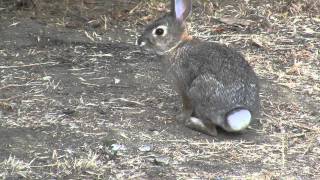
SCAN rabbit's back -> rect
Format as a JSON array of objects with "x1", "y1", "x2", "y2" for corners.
[{"x1": 169, "y1": 40, "x2": 257, "y2": 84}]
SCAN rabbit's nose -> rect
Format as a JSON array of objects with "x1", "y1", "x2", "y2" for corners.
[{"x1": 136, "y1": 37, "x2": 146, "y2": 47}]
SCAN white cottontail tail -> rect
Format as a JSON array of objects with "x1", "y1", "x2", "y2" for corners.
[{"x1": 137, "y1": 0, "x2": 260, "y2": 136}]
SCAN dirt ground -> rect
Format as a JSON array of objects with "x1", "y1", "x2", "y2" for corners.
[{"x1": 0, "y1": 0, "x2": 319, "y2": 179}]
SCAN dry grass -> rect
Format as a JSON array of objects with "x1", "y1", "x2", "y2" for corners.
[{"x1": 0, "y1": 156, "x2": 32, "y2": 178}]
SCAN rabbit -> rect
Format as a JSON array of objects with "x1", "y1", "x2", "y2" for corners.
[{"x1": 137, "y1": 0, "x2": 260, "y2": 136}]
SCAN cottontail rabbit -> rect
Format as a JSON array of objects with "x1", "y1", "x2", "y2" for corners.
[{"x1": 137, "y1": 0, "x2": 260, "y2": 136}]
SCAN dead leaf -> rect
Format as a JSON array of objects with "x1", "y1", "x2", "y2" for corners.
[
  {"x1": 211, "y1": 26, "x2": 225, "y2": 33},
  {"x1": 142, "y1": 15, "x2": 154, "y2": 22},
  {"x1": 0, "y1": 101, "x2": 13, "y2": 112},
  {"x1": 286, "y1": 62, "x2": 303, "y2": 75},
  {"x1": 304, "y1": 27, "x2": 315, "y2": 34},
  {"x1": 249, "y1": 35, "x2": 273, "y2": 49},
  {"x1": 295, "y1": 50, "x2": 312, "y2": 60}
]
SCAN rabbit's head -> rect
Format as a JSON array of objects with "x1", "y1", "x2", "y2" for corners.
[{"x1": 137, "y1": 0, "x2": 192, "y2": 55}]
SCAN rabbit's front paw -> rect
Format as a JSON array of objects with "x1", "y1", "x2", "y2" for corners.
[{"x1": 185, "y1": 117, "x2": 218, "y2": 136}]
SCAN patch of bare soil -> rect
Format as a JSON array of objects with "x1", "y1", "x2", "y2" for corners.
[{"x1": 0, "y1": 0, "x2": 319, "y2": 179}]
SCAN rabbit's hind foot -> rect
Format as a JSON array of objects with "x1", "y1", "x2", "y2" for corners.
[
  {"x1": 226, "y1": 108, "x2": 251, "y2": 131},
  {"x1": 185, "y1": 117, "x2": 218, "y2": 136}
]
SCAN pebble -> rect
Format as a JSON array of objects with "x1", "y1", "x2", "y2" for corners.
[
  {"x1": 138, "y1": 144, "x2": 153, "y2": 152},
  {"x1": 153, "y1": 156, "x2": 170, "y2": 166},
  {"x1": 111, "y1": 144, "x2": 127, "y2": 151}
]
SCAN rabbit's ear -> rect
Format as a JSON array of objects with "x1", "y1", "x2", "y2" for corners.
[{"x1": 171, "y1": 0, "x2": 192, "y2": 23}]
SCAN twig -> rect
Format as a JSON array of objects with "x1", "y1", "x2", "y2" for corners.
[
  {"x1": 0, "y1": 62, "x2": 58, "y2": 69},
  {"x1": 0, "y1": 84, "x2": 32, "y2": 90},
  {"x1": 84, "y1": 31, "x2": 95, "y2": 42},
  {"x1": 88, "y1": 53, "x2": 113, "y2": 57},
  {"x1": 0, "y1": 95, "x2": 22, "y2": 101},
  {"x1": 302, "y1": 142, "x2": 314, "y2": 155},
  {"x1": 108, "y1": 98, "x2": 145, "y2": 106},
  {"x1": 81, "y1": 82, "x2": 100, "y2": 87},
  {"x1": 129, "y1": 2, "x2": 143, "y2": 14}
]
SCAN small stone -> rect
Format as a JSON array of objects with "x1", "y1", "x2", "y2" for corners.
[
  {"x1": 148, "y1": 128, "x2": 160, "y2": 135},
  {"x1": 153, "y1": 156, "x2": 170, "y2": 166},
  {"x1": 111, "y1": 144, "x2": 126, "y2": 151},
  {"x1": 138, "y1": 144, "x2": 153, "y2": 152},
  {"x1": 310, "y1": 111, "x2": 318, "y2": 116},
  {"x1": 114, "y1": 78, "x2": 120, "y2": 84},
  {"x1": 62, "y1": 108, "x2": 76, "y2": 115},
  {"x1": 42, "y1": 76, "x2": 52, "y2": 81}
]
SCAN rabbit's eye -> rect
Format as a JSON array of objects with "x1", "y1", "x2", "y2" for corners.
[
  {"x1": 152, "y1": 25, "x2": 167, "y2": 37},
  {"x1": 155, "y1": 28, "x2": 164, "y2": 36}
]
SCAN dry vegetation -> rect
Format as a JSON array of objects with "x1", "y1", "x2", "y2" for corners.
[{"x1": 0, "y1": 0, "x2": 319, "y2": 179}]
